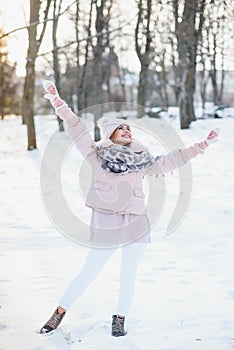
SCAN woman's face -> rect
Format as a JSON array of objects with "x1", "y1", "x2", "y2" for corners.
[{"x1": 110, "y1": 124, "x2": 132, "y2": 146}]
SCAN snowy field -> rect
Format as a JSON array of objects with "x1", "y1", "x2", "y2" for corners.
[{"x1": 0, "y1": 110, "x2": 234, "y2": 350}]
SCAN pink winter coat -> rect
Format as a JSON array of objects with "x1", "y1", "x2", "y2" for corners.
[{"x1": 57, "y1": 107, "x2": 203, "y2": 216}]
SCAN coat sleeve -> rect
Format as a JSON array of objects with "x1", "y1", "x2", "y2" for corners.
[
  {"x1": 57, "y1": 106, "x2": 96, "y2": 159},
  {"x1": 144, "y1": 144, "x2": 204, "y2": 176}
]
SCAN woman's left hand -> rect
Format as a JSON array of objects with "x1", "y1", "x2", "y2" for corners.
[{"x1": 197, "y1": 128, "x2": 220, "y2": 151}]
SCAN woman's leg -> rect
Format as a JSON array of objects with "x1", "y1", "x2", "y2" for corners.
[
  {"x1": 115, "y1": 243, "x2": 147, "y2": 316},
  {"x1": 59, "y1": 246, "x2": 116, "y2": 310},
  {"x1": 40, "y1": 246, "x2": 116, "y2": 333}
]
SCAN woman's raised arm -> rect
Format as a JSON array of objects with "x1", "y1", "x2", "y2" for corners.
[
  {"x1": 43, "y1": 80, "x2": 96, "y2": 159},
  {"x1": 145, "y1": 128, "x2": 220, "y2": 176}
]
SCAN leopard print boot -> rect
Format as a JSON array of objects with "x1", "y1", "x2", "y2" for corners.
[
  {"x1": 40, "y1": 308, "x2": 66, "y2": 334},
  {"x1": 111, "y1": 314, "x2": 126, "y2": 337}
]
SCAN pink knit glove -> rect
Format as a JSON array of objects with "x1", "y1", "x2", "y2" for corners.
[
  {"x1": 196, "y1": 128, "x2": 220, "y2": 152},
  {"x1": 43, "y1": 80, "x2": 67, "y2": 110}
]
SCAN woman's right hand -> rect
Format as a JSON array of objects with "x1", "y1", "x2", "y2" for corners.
[{"x1": 43, "y1": 80, "x2": 67, "y2": 110}]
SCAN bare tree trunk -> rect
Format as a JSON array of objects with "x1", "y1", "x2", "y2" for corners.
[
  {"x1": 135, "y1": 0, "x2": 152, "y2": 118},
  {"x1": 78, "y1": 0, "x2": 94, "y2": 111},
  {"x1": 116, "y1": 63, "x2": 126, "y2": 102},
  {"x1": 210, "y1": 29, "x2": 218, "y2": 105},
  {"x1": 106, "y1": 48, "x2": 112, "y2": 103},
  {"x1": 218, "y1": 5, "x2": 227, "y2": 106},
  {"x1": 22, "y1": 0, "x2": 51, "y2": 150},
  {"x1": 92, "y1": 1, "x2": 104, "y2": 140},
  {"x1": 64, "y1": 58, "x2": 74, "y2": 108},
  {"x1": 174, "y1": 0, "x2": 205, "y2": 129},
  {"x1": 160, "y1": 49, "x2": 169, "y2": 110},
  {"x1": 53, "y1": 0, "x2": 64, "y2": 131},
  {"x1": 22, "y1": 58, "x2": 37, "y2": 149},
  {"x1": 92, "y1": 46, "x2": 103, "y2": 140},
  {"x1": 169, "y1": 36, "x2": 180, "y2": 105},
  {"x1": 198, "y1": 28, "x2": 209, "y2": 111},
  {"x1": 137, "y1": 59, "x2": 150, "y2": 117},
  {"x1": 210, "y1": 17, "x2": 225, "y2": 106},
  {"x1": 92, "y1": 0, "x2": 113, "y2": 140},
  {"x1": 75, "y1": 0, "x2": 80, "y2": 113},
  {"x1": 175, "y1": 0, "x2": 196, "y2": 128},
  {"x1": 201, "y1": 1, "x2": 228, "y2": 108},
  {"x1": 104, "y1": 4, "x2": 112, "y2": 104},
  {"x1": 219, "y1": 48, "x2": 225, "y2": 105},
  {"x1": 199, "y1": 65, "x2": 209, "y2": 110}
]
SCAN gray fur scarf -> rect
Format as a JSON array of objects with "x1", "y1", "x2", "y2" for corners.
[{"x1": 97, "y1": 143, "x2": 160, "y2": 174}]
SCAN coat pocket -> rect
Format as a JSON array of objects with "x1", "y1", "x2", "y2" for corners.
[
  {"x1": 133, "y1": 188, "x2": 145, "y2": 198},
  {"x1": 95, "y1": 181, "x2": 112, "y2": 191}
]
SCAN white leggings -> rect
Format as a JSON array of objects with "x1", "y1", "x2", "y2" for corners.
[{"x1": 59, "y1": 243, "x2": 147, "y2": 316}]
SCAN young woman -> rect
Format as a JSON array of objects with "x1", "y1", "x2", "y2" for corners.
[{"x1": 40, "y1": 80, "x2": 219, "y2": 336}]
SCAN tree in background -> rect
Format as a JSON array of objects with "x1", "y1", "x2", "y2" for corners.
[
  {"x1": 0, "y1": 28, "x2": 20, "y2": 119},
  {"x1": 1, "y1": 0, "x2": 233, "y2": 142},
  {"x1": 76, "y1": 0, "x2": 95, "y2": 112},
  {"x1": 204, "y1": 1, "x2": 228, "y2": 106},
  {"x1": 91, "y1": 0, "x2": 113, "y2": 139},
  {"x1": 150, "y1": 1, "x2": 175, "y2": 110},
  {"x1": 52, "y1": 0, "x2": 64, "y2": 131},
  {"x1": 135, "y1": 0, "x2": 153, "y2": 118},
  {"x1": 173, "y1": 0, "x2": 205, "y2": 129},
  {"x1": 22, "y1": 0, "x2": 52, "y2": 150}
]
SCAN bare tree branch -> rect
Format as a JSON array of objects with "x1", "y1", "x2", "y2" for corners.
[
  {"x1": 37, "y1": 13, "x2": 136, "y2": 57},
  {"x1": 0, "y1": 0, "x2": 78, "y2": 40},
  {"x1": 38, "y1": 0, "x2": 52, "y2": 44}
]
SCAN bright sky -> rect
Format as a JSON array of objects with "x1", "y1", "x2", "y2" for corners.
[
  {"x1": 0, "y1": 0, "x2": 29, "y2": 75},
  {"x1": 1, "y1": 0, "x2": 233, "y2": 77},
  {"x1": 0, "y1": 0, "x2": 140, "y2": 77}
]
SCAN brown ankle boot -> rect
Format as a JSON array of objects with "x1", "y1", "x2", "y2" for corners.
[
  {"x1": 40, "y1": 308, "x2": 66, "y2": 334},
  {"x1": 111, "y1": 314, "x2": 126, "y2": 337}
]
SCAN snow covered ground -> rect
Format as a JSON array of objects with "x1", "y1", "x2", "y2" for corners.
[{"x1": 0, "y1": 110, "x2": 234, "y2": 350}]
